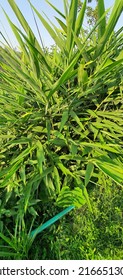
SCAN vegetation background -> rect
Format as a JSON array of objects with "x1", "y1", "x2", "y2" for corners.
[{"x1": 0, "y1": 0, "x2": 123, "y2": 259}]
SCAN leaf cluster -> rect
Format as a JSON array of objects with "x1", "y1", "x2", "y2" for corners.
[{"x1": 0, "y1": 0, "x2": 123, "y2": 258}]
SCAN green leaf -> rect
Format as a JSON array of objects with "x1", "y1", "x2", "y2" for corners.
[
  {"x1": 75, "y1": 0, "x2": 86, "y2": 36},
  {"x1": 11, "y1": 146, "x2": 35, "y2": 165},
  {"x1": 2, "y1": 10, "x2": 29, "y2": 63},
  {"x1": 30, "y1": 4, "x2": 64, "y2": 51},
  {"x1": 46, "y1": 0, "x2": 66, "y2": 20},
  {"x1": 7, "y1": 0, "x2": 51, "y2": 71},
  {"x1": 70, "y1": 110, "x2": 85, "y2": 131},
  {"x1": 85, "y1": 162, "x2": 94, "y2": 187},
  {"x1": 19, "y1": 164, "x2": 26, "y2": 185},
  {"x1": 43, "y1": 175, "x2": 55, "y2": 198},
  {"x1": 0, "y1": 162, "x2": 21, "y2": 188},
  {"x1": 81, "y1": 142, "x2": 121, "y2": 154},
  {"x1": 57, "y1": 162, "x2": 75, "y2": 178},
  {"x1": 97, "y1": 0, "x2": 106, "y2": 39},
  {"x1": 95, "y1": 0, "x2": 123, "y2": 57},
  {"x1": 59, "y1": 110, "x2": 69, "y2": 132},
  {"x1": 48, "y1": 51, "x2": 80, "y2": 99},
  {"x1": 70, "y1": 142, "x2": 78, "y2": 156},
  {"x1": 46, "y1": 119, "x2": 51, "y2": 141},
  {"x1": 0, "y1": 251, "x2": 17, "y2": 257},
  {"x1": 53, "y1": 166, "x2": 61, "y2": 194},
  {"x1": 36, "y1": 141, "x2": 45, "y2": 175},
  {"x1": 56, "y1": 185, "x2": 86, "y2": 208},
  {"x1": 55, "y1": 17, "x2": 67, "y2": 33},
  {"x1": 24, "y1": 181, "x2": 33, "y2": 213},
  {"x1": 78, "y1": 62, "x2": 88, "y2": 86},
  {"x1": 0, "y1": 233, "x2": 17, "y2": 250},
  {"x1": 94, "y1": 160, "x2": 123, "y2": 187},
  {"x1": 66, "y1": 0, "x2": 78, "y2": 54},
  {"x1": 72, "y1": 187, "x2": 85, "y2": 208},
  {"x1": 75, "y1": 178, "x2": 92, "y2": 212},
  {"x1": 82, "y1": 186, "x2": 92, "y2": 212}
]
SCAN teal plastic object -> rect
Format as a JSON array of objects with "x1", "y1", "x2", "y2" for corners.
[{"x1": 30, "y1": 205, "x2": 75, "y2": 238}]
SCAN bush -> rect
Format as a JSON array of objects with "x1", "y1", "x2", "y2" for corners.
[{"x1": 0, "y1": 0, "x2": 123, "y2": 259}]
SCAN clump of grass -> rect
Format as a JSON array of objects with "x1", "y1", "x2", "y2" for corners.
[{"x1": 0, "y1": 0, "x2": 123, "y2": 258}]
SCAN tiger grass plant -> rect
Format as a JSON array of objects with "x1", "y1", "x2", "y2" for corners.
[{"x1": 0, "y1": 0, "x2": 123, "y2": 258}]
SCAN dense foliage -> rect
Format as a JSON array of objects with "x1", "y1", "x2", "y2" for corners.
[
  {"x1": 29, "y1": 180, "x2": 123, "y2": 260},
  {"x1": 0, "y1": 0, "x2": 123, "y2": 259}
]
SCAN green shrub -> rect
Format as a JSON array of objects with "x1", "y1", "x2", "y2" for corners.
[{"x1": 0, "y1": 0, "x2": 123, "y2": 258}]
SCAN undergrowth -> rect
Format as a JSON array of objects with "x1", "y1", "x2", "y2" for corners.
[{"x1": 29, "y1": 177, "x2": 123, "y2": 260}]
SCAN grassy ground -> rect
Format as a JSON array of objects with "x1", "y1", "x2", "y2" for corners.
[{"x1": 29, "y1": 181, "x2": 123, "y2": 260}]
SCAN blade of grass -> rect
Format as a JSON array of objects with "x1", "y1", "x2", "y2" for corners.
[
  {"x1": 66, "y1": 0, "x2": 78, "y2": 55},
  {"x1": 75, "y1": 0, "x2": 87, "y2": 37},
  {"x1": 95, "y1": 0, "x2": 123, "y2": 58},
  {"x1": 85, "y1": 162, "x2": 94, "y2": 187},
  {"x1": 97, "y1": 0, "x2": 106, "y2": 39}
]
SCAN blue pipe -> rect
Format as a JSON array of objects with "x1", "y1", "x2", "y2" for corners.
[{"x1": 30, "y1": 205, "x2": 75, "y2": 238}]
